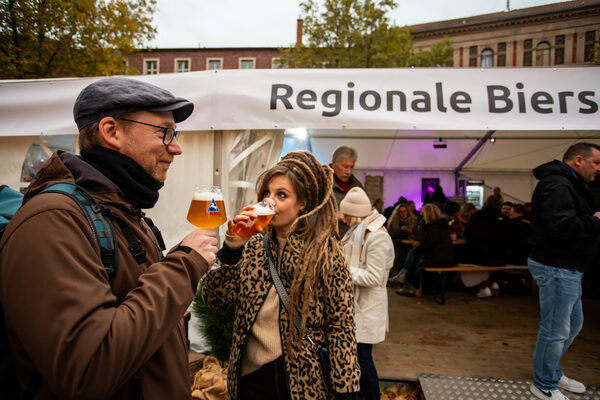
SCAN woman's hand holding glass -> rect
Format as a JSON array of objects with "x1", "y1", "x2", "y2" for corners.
[{"x1": 228, "y1": 199, "x2": 276, "y2": 239}]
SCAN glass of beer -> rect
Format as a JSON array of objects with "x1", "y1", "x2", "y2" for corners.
[
  {"x1": 233, "y1": 198, "x2": 276, "y2": 239},
  {"x1": 186, "y1": 186, "x2": 227, "y2": 229}
]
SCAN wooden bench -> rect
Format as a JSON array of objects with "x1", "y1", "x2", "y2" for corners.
[{"x1": 422, "y1": 264, "x2": 530, "y2": 305}]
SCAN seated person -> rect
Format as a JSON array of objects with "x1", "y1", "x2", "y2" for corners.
[
  {"x1": 464, "y1": 195, "x2": 508, "y2": 266},
  {"x1": 443, "y1": 200, "x2": 461, "y2": 238},
  {"x1": 506, "y1": 203, "x2": 530, "y2": 265},
  {"x1": 407, "y1": 200, "x2": 420, "y2": 218},
  {"x1": 382, "y1": 196, "x2": 408, "y2": 221},
  {"x1": 464, "y1": 196, "x2": 509, "y2": 298},
  {"x1": 395, "y1": 204, "x2": 456, "y2": 297},
  {"x1": 456, "y1": 203, "x2": 476, "y2": 237},
  {"x1": 387, "y1": 203, "x2": 419, "y2": 281},
  {"x1": 372, "y1": 198, "x2": 384, "y2": 214}
]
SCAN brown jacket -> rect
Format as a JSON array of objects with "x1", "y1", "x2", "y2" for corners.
[{"x1": 0, "y1": 152, "x2": 208, "y2": 399}]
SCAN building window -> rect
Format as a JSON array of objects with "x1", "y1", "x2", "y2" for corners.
[
  {"x1": 469, "y1": 46, "x2": 477, "y2": 67},
  {"x1": 535, "y1": 41, "x2": 551, "y2": 66},
  {"x1": 272, "y1": 57, "x2": 285, "y2": 68},
  {"x1": 497, "y1": 42, "x2": 506, "y2": 67},
  {"x1": 481, "y1": 48, "x2": 494, "y2": 68},
  {"x1": 239, "y1": 58, "x2": 255, "y2": 69},
  {"x1": 584, "y1": 31, "x2": 596, "y2": 62},
  {"x1": 175, "y1": 59, "x2": 190, "y2": 73},
  {"x1": 207, "y1": 58, "x2": 223, "y2": 70},
  {"x1": 555, "y1": 35, "x2": 565, "y2": 65},
  {"x1": 143, "y1": 59, "x2": 159, "y2": 75},
  {"x1": 523, "y1": 39, "x2": 533, "y2": 66}
]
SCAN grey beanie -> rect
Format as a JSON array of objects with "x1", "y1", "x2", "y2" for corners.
[
  {"x1": 73, "y1": 77, "x2": 194, "y2": 131},
  {"x1": 340, "y1": 187, "x2": 371, "y2": 217}
]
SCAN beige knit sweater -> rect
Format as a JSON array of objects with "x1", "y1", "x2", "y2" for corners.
[{"x1": 239, "y1": 236, "x2": 285, "y2": 376}]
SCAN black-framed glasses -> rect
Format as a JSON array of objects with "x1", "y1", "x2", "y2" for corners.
[{"x1": 116, "y1": 117, "x2": 180, "y2": 146}]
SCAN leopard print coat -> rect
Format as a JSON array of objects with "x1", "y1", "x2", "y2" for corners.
[{"x1": 202, "y1": 232, "x2": 360, "y2": 400}]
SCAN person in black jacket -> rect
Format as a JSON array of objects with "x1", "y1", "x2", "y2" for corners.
[
  {"x1": 528, "y1": 142, "x2": 600, "y2": 400},
  {"x1": 395, "y1": 204, "x2": 455, "y2": 297},
  {"x1": 506, "y1": 203, "x2": 530, "y2": 265},
  {"x1": 464, "y1": 195, "x2": 508, "y2": 266}
]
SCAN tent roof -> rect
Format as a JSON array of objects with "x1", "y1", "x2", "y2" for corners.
[
  {"x1": 1, "y1": 67, "x2": 598, "y2": 172},
  {"x1": 306, "y1": 129, "x2": 600, "y2": 172}
]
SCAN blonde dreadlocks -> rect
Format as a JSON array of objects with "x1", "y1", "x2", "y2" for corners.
[{"x1": 256, "y1": 150, "x2": 341, "y2": 344}]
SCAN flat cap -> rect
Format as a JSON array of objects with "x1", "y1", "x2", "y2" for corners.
[{"x1": 73, "y1": 77, "x2": 194, "y2": 131}]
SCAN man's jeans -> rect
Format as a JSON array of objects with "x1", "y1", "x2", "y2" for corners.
[{"x1": 528, "y1": 258, "x2": 584, "y2": 390}]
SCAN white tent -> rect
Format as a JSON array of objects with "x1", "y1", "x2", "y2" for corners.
[{"x1": 1, "y1": 67, "x2": 599, "y2": 246}]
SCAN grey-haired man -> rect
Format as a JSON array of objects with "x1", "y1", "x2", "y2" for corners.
[{"x1": 331, "y1": 145, "x2": 364, "y2": 238}]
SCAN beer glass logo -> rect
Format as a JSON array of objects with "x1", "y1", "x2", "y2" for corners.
[
  {"x1": 206, "y1": 199, "x2": 221, "y2": 215},
  {"x1": 187, "y1": 186, "x2": 227, "y2": 229}
]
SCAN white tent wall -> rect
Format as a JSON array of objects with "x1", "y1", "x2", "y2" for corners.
[
  {"x1": 353, "y1": 169, "x2": 456, "y2": 209},
  {"x1": 222, "y1": 129, "x2": 284, "y2": 219},
  {"x1": 350, "y1": 168, "x2": 537, "y2": 211}
]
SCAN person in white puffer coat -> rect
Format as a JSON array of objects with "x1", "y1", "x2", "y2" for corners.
[{"x1": 340, "y1": 187, "x2": 394, "y2": 400}]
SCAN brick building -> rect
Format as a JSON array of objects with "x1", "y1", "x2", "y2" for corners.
[
  {"x1": 411, "y1": 0, "x2": 600, "y2": 68},
  {"x1": 126, "y1": 0, "x2": 599, "y2": 74},
  {"x1": 126, "y1": 47, "x2": 282, "y2": 74}
]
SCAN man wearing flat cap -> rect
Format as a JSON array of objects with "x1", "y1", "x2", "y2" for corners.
[{"x1": 0, "y1": 77, "x2": 217, "y2": 399}]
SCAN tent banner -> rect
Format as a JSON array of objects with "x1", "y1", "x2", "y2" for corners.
[{"x1": 0, "y1": 67, "x2": 598, "y2": 136}]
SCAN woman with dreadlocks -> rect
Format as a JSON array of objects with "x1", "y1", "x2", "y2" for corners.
[{"x1": 202, "y1": 151, "x2": 360, "y2": 400}]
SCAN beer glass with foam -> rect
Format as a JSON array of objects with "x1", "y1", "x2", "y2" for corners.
[
  {"x1": 233, "y1": 198, "x2": 275, "y2": 238},
  {"x1": 186, "y1": 186, "x2": 227, "y2": 229}
]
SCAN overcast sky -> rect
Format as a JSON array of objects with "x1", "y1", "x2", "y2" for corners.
[{"x1": 150, "y1": 0, "x2": 569, "y2": 48}]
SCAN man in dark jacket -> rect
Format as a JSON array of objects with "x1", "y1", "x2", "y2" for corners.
[
  {"x1": 331, "y1": 145, "x2": 364, "y2": 237},
  {"x1": 528, "y1": 142, "x2": 600, "y2": 400},
  {"x1": 0, "y1": 78, "x2": 218, "y2": 399},
  {"x1": 464, "y1": 195, "x2": 508, "y2": 266}
]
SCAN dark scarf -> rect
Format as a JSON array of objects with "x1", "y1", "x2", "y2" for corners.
[
  {"x1": 397, "y1": 216, "x2": 411, "y2": 226},
  {"x1": 81, "y1": 146, "x2": 164, "y2": 209}
]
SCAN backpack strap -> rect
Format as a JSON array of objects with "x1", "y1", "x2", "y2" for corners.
[
  {"x1": 113, "y1": 217, "x2": 147, "y2": 265},
  {"x1": 41, "y1": 183, "x2": 117, "y2": 279},
  {"x1": 0, "y1": 185, "x2": 24, "y2": 229},
  {"x1": 142, "y1": 215, "x2": 166, "y2": 252}
]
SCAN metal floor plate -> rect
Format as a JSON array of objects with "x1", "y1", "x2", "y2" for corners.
[{"x1": 418, "y1": 374, "x2": 600, "y2": 400}]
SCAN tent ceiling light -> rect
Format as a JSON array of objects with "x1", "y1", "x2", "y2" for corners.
[
  {"x1": 433, "y1": 138, "x2": 447, "y2": 149},
  {"x1": 285, "y1": 128, "x2": 307, "y2": 139}
]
